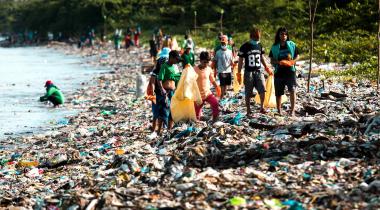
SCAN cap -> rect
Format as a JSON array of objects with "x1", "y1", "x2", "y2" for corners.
[
  {"x1": 220, "y1": 35, "x2": 228, "y2": 44},
  {"x1": 45, "y1": 80, "x2": 53, "y2": 87},
  {"x1": 186, "y1": 43, "x2": 193, "y2": 49},
  {"x1": 169, "y1": 50, "x2": 182, "y2": 61},
  {"x1": 157, "y1": 47, "x2": 171, "y2": 59}
]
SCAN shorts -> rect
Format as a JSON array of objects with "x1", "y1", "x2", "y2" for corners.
[
  {"x1": 48, "y1": 95, "x2": 62, "y2": 106},
  {"x1": 244, "y1": 71, "x2": 266, "y2": 97},
  {"x1": 274, "y1": 76, "x2": 297, "y2": 96},
  {"x1": 156, "y1": 90, "x2": 174, "y2": 126},
  {"x1": 218, "y1": 73, "x2": 232, "y2": 86},
  {"x1": 152, "y1": 102, "x2": 159, "y2": 120}
]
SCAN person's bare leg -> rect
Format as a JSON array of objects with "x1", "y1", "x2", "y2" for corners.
[
  {"x1": 168, "y1": 119, "x2": 174, "y2": 130},
  {"x1": 221, "y1": 86, "x2": 226, "y2": 99},
  {"x1": 289, "y1": 91, "x2": 296, "y2": 116},
  {"x1": 245, "y1": 96, "x2": 251, "y2": 116},
  {"x1": 259, "y1": 92, "x2": 266, "y2": 113},
  {"x1": 157, "y1": 119, "x2": 163, "y2": 135},
  {"x1": 152, "y1": 119, "x2": 157, "y2": 132},
  {"x1": 276, "y1": 96, "x2": 282, "y2": 115}
]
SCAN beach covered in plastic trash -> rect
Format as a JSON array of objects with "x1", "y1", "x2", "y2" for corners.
[{"x1": 1, "y1": 42, "x2": 380, "y2": 209}]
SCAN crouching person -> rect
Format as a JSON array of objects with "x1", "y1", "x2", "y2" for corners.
[{"x1": 40, "y1": 80, "x2": 64, "y2": 108}]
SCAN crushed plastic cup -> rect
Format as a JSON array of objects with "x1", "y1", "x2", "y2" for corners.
[{"x1": 229, "y1": 196, "x2": 246, "y2": 206}]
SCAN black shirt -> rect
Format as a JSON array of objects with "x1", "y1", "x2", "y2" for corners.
[
  {"x1": 269, "y1": 44, "x2": 299, "y2": 78},
  {"x1": 238, "y1": 41, "x2": 265, "y2": 72}
]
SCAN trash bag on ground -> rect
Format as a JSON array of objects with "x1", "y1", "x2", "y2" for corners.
[
  {"x1": 135, "y1": 73, "x2": 147, "y2": 98},
  {"x1": 255, "y1": 75, "x2": 287, "y2": 108}
]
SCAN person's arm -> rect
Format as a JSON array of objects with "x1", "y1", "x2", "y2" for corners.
[
  {"x1": 147, "y1": 76, "x2": 156, "y2": 95},
  {"x1": 212, "y1": 54, "x2": 218, "y2": 77},
  {"x1": 293, "y1": 46, "x2": 300, "y2": 63},
  {"x1": 157, "y1": 65, "x2": 167, "y2": 95},
  {"x1": 209, "y1": 69, "x2": 218, "y2": 88},
  {"x1": 261, "y1": 56, "x2": 273, "y2": 75},
  {"x1": 40, "y1": 87, "x2": 55, "y2": 101},
  {"x1": 237, "y1": 57, "x2": 244, "y2": 74},
  {"x1": 209, "y1": 68, "x2": 221, "y2": 97}
]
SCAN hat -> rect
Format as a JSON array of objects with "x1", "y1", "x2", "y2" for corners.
[
  {"x1": 169, "y1": 50, "x2": 182, "y2": 61},
  {"x1": 220, "y1": 35, "x2": 228, "y2": 44},
  {"x1": 186, "y1": 43, "x2": 193, "y2": 49},
  {"x1": 157, "y1": 47, "x2": 171, "y2": 59},
  {"x1": 45, "y1": 80, "x2": 53, "y2": 87}
]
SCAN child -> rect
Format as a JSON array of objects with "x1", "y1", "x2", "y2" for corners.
[
  {"x1": 194, "y1": 52, "x2": 221, "y2": 122},
  {"x1": 237, "y1": 27, "x2": 273, "y2": 115},
  {"x1": 213, "y1": 35, "x2": 234, "y2": 99}
]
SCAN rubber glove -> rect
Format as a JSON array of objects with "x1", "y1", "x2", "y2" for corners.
[
  {"x1": 265, "y1": 67, "x2": 273, "y2": 76},
  {"x1": 145, "y1": 95, "x2": 156, "y2": 104},
  {"x1": 216, "y1": 86, "x2": 222, "y2": 97},
  {"x1": 279, "y1": 60, "x2": 296, "y2": 67},
  {"x1": 236, "y1": 72, "x2": 242, "y2": 85}
]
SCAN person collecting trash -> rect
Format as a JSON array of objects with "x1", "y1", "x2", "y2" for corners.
[
  {"x1": 213, "y1": 35, "x2": 234, "y2": 99},
  {"x1": 155, "y1": 50, "x2": 182, "y2": 136},
  {"x1": 146, "y1": 47, "x2": 171, "y2": 139},
  {"x1": 269, "y1": 27, "x2": 300, "y2": 116},
  {"x1": 237, "y1": 27, "x2": 273, "y2": 115},
  {"x1": 39, "y1": 80, "x2": 64, "y2": 108},
  {"x1": 194, "y1": 51, "x2": 221, "y2": 122}
]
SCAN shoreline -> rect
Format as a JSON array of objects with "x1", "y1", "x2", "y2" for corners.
[
  {"x1": 0, "y1": 42, "x2": 380, "y2": 209},
  {"x1": 0, "y1": 44, "x2": 112, "y2": 142}
]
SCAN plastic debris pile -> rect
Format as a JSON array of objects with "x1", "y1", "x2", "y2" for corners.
[{"x1": 1, "y1": 42, "x2": 380, "y2": 209}]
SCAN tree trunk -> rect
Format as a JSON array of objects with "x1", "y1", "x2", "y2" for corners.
[{"x1": 307, "y1": 0, "x2": 318, "y2": 93}]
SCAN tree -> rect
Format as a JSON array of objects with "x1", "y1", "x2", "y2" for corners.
[{"x1": 307, "y1": 0, "x2": 318, "y2": 93}]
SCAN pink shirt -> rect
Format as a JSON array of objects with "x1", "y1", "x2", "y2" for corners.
[{"x1": 194, "y1": 66, "x2": 215, "y2": 100}]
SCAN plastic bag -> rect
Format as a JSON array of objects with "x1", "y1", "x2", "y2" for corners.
[
  {"x1": 136, "y1": 73, "x2": 147, "y2": 98},
  {"x1": 233, "y1": 66, "x2": 244, "y2": 94},
  {"x1": 255, "y1": 75, "x2": 287, "y2": 108},
  {"x1": 171, "y1": 66, "x2": 202, "y2": 122}
]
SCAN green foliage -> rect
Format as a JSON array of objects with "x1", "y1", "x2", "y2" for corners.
[
  {"x1": 314, "y1": 30, "x2": 377, "y2": 64},
  {"x1": 0, "y1": 0, "x2": 378, "y2": 81},
  {"x1": 321, "y1": 56, "x2": 378, "y2": 81}
]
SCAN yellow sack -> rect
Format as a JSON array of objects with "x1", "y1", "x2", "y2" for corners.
[
  {"x1": 171, "y1": 66, "x2": 202, "y2": 122},
  {"x1": 254, "y1": 75, "x2": 288, "y2": 108},
  {"x1": 233, "y1": 66, "x2": 244, "y2": 94}
]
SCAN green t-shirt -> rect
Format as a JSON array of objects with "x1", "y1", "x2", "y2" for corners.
[
  {"x1": 40, "y1": 85, "x2": 64, "y2": 104},
  {"x1": 181, "y1": 52, "x2": 195, "y2": 67},
  {"x1": 158, "y1": 62, "x2": 181, "y2": 82}
]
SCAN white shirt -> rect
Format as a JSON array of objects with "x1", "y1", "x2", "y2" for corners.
[{"x1": 214, "y1": 48, "x2": 233, "y2": 73}]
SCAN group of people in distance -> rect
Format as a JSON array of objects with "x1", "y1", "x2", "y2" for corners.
[{"x1": 146, "y1": 26, "x2": 299, "y2": 139}]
